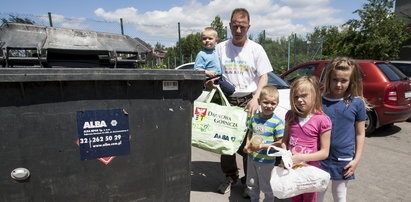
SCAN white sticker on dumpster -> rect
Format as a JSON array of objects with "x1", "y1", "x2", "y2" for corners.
[
  {"x1": 76, "y1": 109, "x2": 130, "y2": 161},
  {"x1": 163, "y1": 81, "x2": 178, "y2": 91}
]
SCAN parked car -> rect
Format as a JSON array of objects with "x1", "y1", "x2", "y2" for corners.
[
  {"x1": 390, "y1": 61, "x2": 411, "y2": 80},
  {"x1": 390, "y1": 61, "x2": 411, "y2": 121},
  {"x1": 280, "y1": 60, "x2": 411, "y2": 135},
  {"x1": 176, "y1": 63, "x2": 291, "y2": 121},
  {"x1": 267, "y1": 72, "x2": 291, "y2": 122}
]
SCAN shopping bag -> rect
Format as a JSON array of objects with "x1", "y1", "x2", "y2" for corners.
[
  {"x1": 267, "y1": 146, "x2": 331, "y2": 199},
  {"x1": 191, "y1": 86, "x2": 248, "y2": 155}
]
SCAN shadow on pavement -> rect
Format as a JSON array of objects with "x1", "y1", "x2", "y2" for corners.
[
  {"x1": 367, "y1": 124, "x2": 402, "y2": 138},
  {"x1": 191, "y1": 161, "x2": 224, "y2": 192},
  {"x1": 191, "y1": 160, "x2": 249, "y2": 201}
]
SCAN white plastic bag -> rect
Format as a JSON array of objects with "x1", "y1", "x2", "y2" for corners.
[{"x1": 267, "y1": 146, "x2": 330, "y2": 199}]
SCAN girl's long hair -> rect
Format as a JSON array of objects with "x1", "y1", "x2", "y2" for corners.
[{"x1": 286, "y1": 76, "x2": 323, "y2": 125}]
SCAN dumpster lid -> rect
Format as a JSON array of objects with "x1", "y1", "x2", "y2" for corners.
[
  {"x1": 0, "y1": 23, "x2": 151, "y2": 53},
  {"x1": 0, "y1": 23, "x2": 152, "y2": 68}
]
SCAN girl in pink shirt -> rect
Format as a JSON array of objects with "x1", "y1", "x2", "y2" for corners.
[{"x1": 281, "y1": 76, "x2": 332, "y2": 202}]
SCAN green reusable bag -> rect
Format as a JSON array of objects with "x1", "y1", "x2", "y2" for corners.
[{"x1": 192, "y1": 86, "x2": 248, "y2": 155}]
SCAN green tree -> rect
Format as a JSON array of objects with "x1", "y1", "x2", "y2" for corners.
[
  {"x1": 257, "y1": 30, "x2": 266, "y2": 45},
  {"x1": 343, "y1": 0, "x2": 410, "y2": 60},
  {"x1": 1, "y1": 15, "x2": 35, "y2": 24},
  {"x1": 180, "y1": 32, "x2": 202, "y2": 59},
  {"x1": 166, "y1": 32, "x2": 202, "y2": 65},
  {"x1": 154, "y1": 42, "x2": 165, "y2": 50},
  {"x1": 211, "y1": 16, "x2": 226, "y2": 41},
  {"x1": 308, "y1": 26, "x2": 343, "y2": 59},
  {"x1": 262, "y1": 37, "x2": 289, "y2": 74}
]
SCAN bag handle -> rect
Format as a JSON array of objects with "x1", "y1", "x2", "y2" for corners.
[
  {"x1": 204, "y1": 86, "x2": 231, "y2": 107},
  {"x1": 204, "y1": 88, "x2": 218, "y2": 103},
  {"x1": 267, "y1": 145, "x2": 293, "y2": 169}
]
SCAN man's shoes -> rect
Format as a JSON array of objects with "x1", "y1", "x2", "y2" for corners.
[
  {"x1": 217, "y1": 177, "x2": 236, "y2": 194},
  {"x1": 240, "y1": 176, "x2": 246, "y2": 184},
  {"x1": 242, "y1": 187, "x2": 250, "y2": 198}
]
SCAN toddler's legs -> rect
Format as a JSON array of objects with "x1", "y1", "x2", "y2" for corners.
[
  {"x1": 217, "y1": 79, "x2": 235, "y2": 96},
  {"x1": 332, "y1": 180, "x2": 348, "y2": 202}
]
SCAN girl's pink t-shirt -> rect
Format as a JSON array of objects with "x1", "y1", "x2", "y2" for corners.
[{"x1": 287, "y1": 111, "x2": 332, "y2": 167}]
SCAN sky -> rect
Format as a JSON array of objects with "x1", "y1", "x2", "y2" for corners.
[{"x1": 0, "y1": 0, "x2": 370, "y2": 47}]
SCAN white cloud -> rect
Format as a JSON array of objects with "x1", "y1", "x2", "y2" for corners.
[
  {"x1": 39, "y1": 14, "x2": 89, "y2": 30},
  {"x1": 280, "y1": 0, "x2": 329, "y2": 7},
  {"x1": 94, "y1": 7, "x2": 139, "y2": 20},
  {"x1": 92, "y1": 0, "x2": 346, "y2": 46}
]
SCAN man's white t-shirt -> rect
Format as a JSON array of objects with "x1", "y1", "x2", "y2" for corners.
[{"x1": 216, "y1": 39, "x2": 273, "y2": 97}]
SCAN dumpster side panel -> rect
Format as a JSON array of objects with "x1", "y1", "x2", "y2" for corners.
[{"x1": 0, "y1": 74, "x2": 202, "y2": 202}]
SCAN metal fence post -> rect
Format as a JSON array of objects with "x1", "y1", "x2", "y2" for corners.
[
  {"x1": 120, "y1": 18, "x2": 124, "y2": 35},
  {"x1": 48, "y1": 12, "x2": 53, "y2": 27}
]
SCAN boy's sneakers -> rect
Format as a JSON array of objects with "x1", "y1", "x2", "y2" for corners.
[{"x1": 217, "y1": 177, "x2": 236, "y2": 194}]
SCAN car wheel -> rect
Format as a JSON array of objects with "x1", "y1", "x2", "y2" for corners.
[{"x1": 365, "y1": 111, "x2": 376, "y2": 136}]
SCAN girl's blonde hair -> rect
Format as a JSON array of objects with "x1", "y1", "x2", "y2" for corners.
[
  {"x1": 323, "y1": 57, "x2": 370, "y2": 109},
  {"x1": 287, "y1": 76, "x2": 323, "y2": 124}
]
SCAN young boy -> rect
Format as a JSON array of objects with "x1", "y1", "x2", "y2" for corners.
[
  {"x1": 194, "y1": 27, "x2": 235, "y2": 96},
  {"x1": 243, "y1": 85, "x2": 284, "y2": 201}
]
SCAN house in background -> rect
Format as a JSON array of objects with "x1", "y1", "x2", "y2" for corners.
[{"x1": 396, "y1": 0, "x2": 411, "y2": 60}]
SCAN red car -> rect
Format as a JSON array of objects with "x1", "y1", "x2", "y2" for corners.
[{"x1": 281, "y1": 60, "x2": 411, "y2": 135}]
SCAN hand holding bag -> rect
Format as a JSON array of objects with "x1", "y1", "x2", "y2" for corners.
[
  {"x1": 191, "y1": 86, "x2": 248, "y2": 155},
  {"x1": 267, "y1": 146, "x2": 331, "y2": 199}
]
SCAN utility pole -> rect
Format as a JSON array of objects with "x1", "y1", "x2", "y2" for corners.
[
  {"x1": 320, "y1": 38, "x2": 323, "y2": 60},
  {"x1": 288, "y1": 35, "x2": 291, "y2": 70},
  {"x1": 293, "y1": 33, "x2": 297, "y2": 67},
  {"x1": 263, "y1": 30, "x2": 266, "y2": 41},
  {"x1": 178, "y1": 22, "x2": 182, "y2": 65},
  {"x1": 225, "y1": 26, "x2": 228, "y2": 40}
]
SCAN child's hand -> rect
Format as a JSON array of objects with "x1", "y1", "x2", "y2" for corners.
[
  {"x1": 291, "y1": 153, "x2": 304, "y2": 165},
  {"x1": 205, "y1": 70, "x2": 216, "y2": 77},
  {"x1": 249, "y1": 144, "x2": 261, "y2": 152},
  {"x1": 243, "y1": 146, "x2": 249, "y2": 154},
  {"x1": 343, "y1": 159, "x2": 359, "y2": 178},
  {"x1": 244, "y1": 144, "x2": 260, "y2": 154},
  {"x1": 204, "y1": 77, "x2": 219, "y2": 90},
  {"x1": 243, "y1": 144, "x2": 252, "y2": 154}
]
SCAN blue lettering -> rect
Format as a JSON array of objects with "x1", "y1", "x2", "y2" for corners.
[{"x1": 213, "y1": 133, "x2": 232, "y2": 141}]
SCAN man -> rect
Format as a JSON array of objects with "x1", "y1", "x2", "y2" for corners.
[{"x1": 206, "y1": 8, "x2": 273, "y2": 195}]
